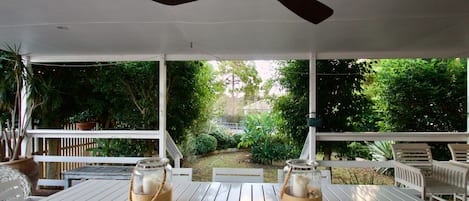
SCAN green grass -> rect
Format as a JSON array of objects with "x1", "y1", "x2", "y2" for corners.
[
  {"x1": 184, "y1": 150, "x2": 283, "y2": 182},
  {"x1": 184, "y1": 150, "x2": 394, "y2": 185}
]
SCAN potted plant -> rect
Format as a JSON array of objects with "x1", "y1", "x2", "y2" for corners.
[
  {"x1": 0, "y1": 44, "x2": 47, "y2": 192},
  {"x1": 69, "y1": 109, "x2": 96, "y2": 130}
]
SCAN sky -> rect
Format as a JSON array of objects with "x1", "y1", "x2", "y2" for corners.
[{"x1": 209, "y1": 60, "x2": 284, "y2": 97}]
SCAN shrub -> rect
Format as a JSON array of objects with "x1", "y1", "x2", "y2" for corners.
[
  {"x1": 232, "y1": 134, "x2": 242, "y2": 147},
  {"x1": 239, "y1": 112, "x2": 299, "y2": 165},
  {"x1": 336, "y1": 142, "x2": 371, "y2": 160},
  {"x1": 177, "y1": 134, "x2": 197, "y2": 164},
  {"x1": 194, "y1": 134, "x2": 217, "y2": 155},
  {"x1": 251, "y1": 134, "x2": 297, "y2": 165},
  {"x1": 209, "y1": 130, "x2": 235, "y2": 150}
]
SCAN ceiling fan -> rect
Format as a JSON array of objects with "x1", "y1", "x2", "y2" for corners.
[{"x1": 152, "y1": 0, "x2": 333, "y2": 24}]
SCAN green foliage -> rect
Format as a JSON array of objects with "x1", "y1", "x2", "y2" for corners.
[
  {"x1": 232, "y1": 134, "x2": 242, "y2": 147},
  {"x1": 367, "y1": 141, "x2": 394, "y2": 176},
  {"x1": 217, "y1": 61, "x2": 262, "y2": 103},
  {"x1": 167, "y1": 61, "x2": 219, "y2": 142},
  {"x1": 68, "y1": 109, "x2": 96, "y2": 123},
  {"x1": 177, "y1": 134, "x2": 197, "y2": 163},
  {"x1": 30, "y1": 61, "x2": 218, "y2": 158},
  {"x1": 336, "y1": 142, "x2": 371, "y2": 160},
  {"x1": 0, "y1": 46, "x2": 51, "y2": 161},
  {"x1": 88, "y1": 139, "x2": 150, "y2": 157},
  {"x1": 368, "y1": 58, "x2": 466, "y2": 160},
  {"x1": 239, "y1": 112, "x2": 298, "y2": 165},
  {"x1": 274, "y1": 60, "x2": 373, "y2": 157},
  {"x1": 195, "y1": 134, "x2": 217, "y2": 155},
  {"x1": 90, "y1": 61, "x2": 159, "y2": 128},
  {"x1": 369, "y1": 58, "x2": 466, "y2": 132},
  {"x1": 209, "y1": 129, "x2": 236, "y2": 150}
]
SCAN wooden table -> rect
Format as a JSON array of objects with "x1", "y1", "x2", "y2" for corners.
[{"x1": 40, "y1": 180, "x2": 422, "y2": 201}]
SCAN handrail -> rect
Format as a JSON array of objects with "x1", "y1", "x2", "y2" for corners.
[
  {"x1": 165, "y1": 131, "x2": 183, "y2": 168},
  {"x1": 301, "y1": 131, "x2": 469, "y2": 167},
  {"x1": 25, "y1": 129, "x2": 183, "y2": 187},
  {"x1": 26, "y1": 129, "x2": 160, "y2": 139}
]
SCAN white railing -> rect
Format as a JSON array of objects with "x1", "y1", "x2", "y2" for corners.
[
  {"x1": 300, "y1": 132, "x2": 469, "y2": 168},
  {"x1": 25, "y1": 129, "x2": 183, "y2": 187}
]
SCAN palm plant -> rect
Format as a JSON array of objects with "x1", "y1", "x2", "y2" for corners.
[{"x1": 0, "y1": 44, "x2": 47, "y2": 161}]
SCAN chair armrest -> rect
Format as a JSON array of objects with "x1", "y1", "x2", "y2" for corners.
[
  {"x1": 393, "y1": 161, "x2": 425, "y2": 193},
  {"x1": 432, "y1": 161, "x2": 468, "y2": 190},
  {"x1": 449, "y1": 160, "x2": 469, "y2": 168}
]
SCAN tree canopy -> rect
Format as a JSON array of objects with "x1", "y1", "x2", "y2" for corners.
[
  {"x1": 368, "y1": 58, "x2": 466, "y2": 132},
  {"x1": 33, "y1": 61, "x2": 218, "y2": 143},
  {"x1": 275, "y1": 60, "x2": 373, "y2": 143}
]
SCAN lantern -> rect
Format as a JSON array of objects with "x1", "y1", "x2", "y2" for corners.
[
  {"x1": 129, "y1": 158, "x2": 172, "y2": 201},
  {"x1": 281, "y1": 159, "x2": 322, "y2": 201}
]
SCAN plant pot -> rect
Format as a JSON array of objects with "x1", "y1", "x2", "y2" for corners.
[
  {"x1": 1, "y1": 157, "x2": 39, "y2": 193},
  {"x1": 76, "y1": 122, "x2": 96, "y2": 130}
]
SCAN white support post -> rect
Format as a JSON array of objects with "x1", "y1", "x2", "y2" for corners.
[
  {"x1": 159, "y1": 55, "x2": 167, "y2": 158},
  {"x1": 21, "y1": 56, "x2": 32, "y2": 157},
  {"x1": 309, "y1": 53, "x2": 317, "y2": 161}
]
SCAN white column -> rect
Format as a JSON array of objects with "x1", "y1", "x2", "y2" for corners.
[
  {"x1": 309, "y1": 53, "x2": 317, "y2": 161},
  {"x1": 159, "y1": 55, "x2": 167, "y2": 158},
  {"x1": 20, "y1": 56, "x2": 32, "y2": 157}
]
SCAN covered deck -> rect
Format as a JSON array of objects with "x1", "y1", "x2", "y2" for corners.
[{"x1": 2, "y1": 0, "x2": 469, "y2": 200}]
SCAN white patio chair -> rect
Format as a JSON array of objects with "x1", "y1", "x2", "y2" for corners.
[
  {"x1": 392, "y1": 143, "x2": 468, "y2": 201},
  {"x1": 448, "y1": 144, "x2": 469, "y2": 162},
  {"x1": 172, "y1": 168, "x2": 192, "y2": 182},
  {"x1": 448, "y1": 143, "x2": 469, "y2": 201},
  {"x1": 212, "y1": 168, "x2": 263, "y2": 183}
]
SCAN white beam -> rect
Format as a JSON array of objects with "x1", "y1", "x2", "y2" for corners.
[
  {"x1": 309, "y1": 53, "x2": 317, "y2": 161},
  {"x1": 159, "y1": 55, "x2": 167, "y2": 158}
]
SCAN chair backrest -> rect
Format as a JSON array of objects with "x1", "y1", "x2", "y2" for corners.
[
  {"x1": 0, "y1": 165, "x2": 31, "y2": 199},
  {"x1": 172, "y1": 168, "x2": 192, "y2": 182},
  {"x1": 212, "y1": 168, "x2": 263, "y2": 183},
  {"x1": 391, "y1": 143, "x2": 433, "y2": 176},
  {"x1": 448, "y1": 144, "x2": 469, "y2": 162},
  {"x1": 277, "y1": 169, "x2": 331, "y2": 184}
]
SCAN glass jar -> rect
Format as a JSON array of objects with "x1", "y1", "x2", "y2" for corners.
[
  {"x1": 130, "y1": 158, "x2": 172, "y2": 201},
  {"x1": 282, "y1": 159, "x2": 322, "y2": 200}
]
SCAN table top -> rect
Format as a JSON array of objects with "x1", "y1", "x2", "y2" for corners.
[{"x1": 40, "y1": 180, "x2": 422, "y2": 201}]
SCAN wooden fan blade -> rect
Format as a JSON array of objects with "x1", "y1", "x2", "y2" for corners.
[
  {"x1": 152, "y1": 0, "x2": 197, "y2": 6},
  {"x1": 278, "y1": 0, "x2": 333, "y2": 24}
]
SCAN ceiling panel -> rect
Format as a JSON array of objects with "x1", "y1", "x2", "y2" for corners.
[{"x1": 0, "y1": 0, "x2": 469, "y2": 61}]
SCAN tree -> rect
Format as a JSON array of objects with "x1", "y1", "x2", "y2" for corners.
[
  {"x1": 274, "y1": 59, "x2": 373, "y2": 159},
  {"x1": 368, "y1": 58, "x2": 466, "y2": 160},
  {"x1": 218, "y1": 61, "x2": 261, "y2": 101},
  {"x1": 369, "y1": 59, "x2": 466, "y2": 132},
  {"x1": 33, "y1": 61, "x2": 218, "y2": 145}
]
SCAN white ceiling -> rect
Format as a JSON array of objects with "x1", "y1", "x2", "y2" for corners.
[{"x1": 1, "y1": 0, "x2": 469, "y2": 62}]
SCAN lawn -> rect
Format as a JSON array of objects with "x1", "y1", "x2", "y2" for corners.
[{"x1": 183, "y1": 150, "x2": 394, "y2": 185}]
